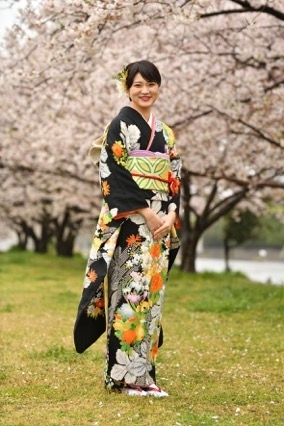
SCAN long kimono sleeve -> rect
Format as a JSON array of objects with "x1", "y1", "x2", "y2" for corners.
[
  {"x1": 166, "y1": 128, "x2": 182, "y2": 217},
  {"x1": 99, "y1": 118, "x2": 149, "y2": 218}
]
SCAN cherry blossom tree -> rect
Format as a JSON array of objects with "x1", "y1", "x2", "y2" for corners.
[
  {"x1": 0, "y1": 0, "x2": 283, "y2": 270},
  {"x1": 0, "y1": 0, "x2": 214, "y2": 254},
  {"x1": 170, "y1": 1, "x2": 284, "y2": 271}
]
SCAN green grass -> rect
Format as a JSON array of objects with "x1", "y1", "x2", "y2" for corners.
[{"x1": 0, "y1": 250, "x2": 283, "y2": 426}]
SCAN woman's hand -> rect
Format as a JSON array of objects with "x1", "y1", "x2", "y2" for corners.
[
  {"x1": 153, "y1": 211, "x2": 176, "y2": 241},
  {"x1": 137, "y1": 207, "x2": 163, "y2": 237},
  {"x1": 137, "y1": 208, "x2": 176, "y2": 240}
]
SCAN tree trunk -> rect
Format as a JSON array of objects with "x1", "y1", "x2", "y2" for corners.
[
  {"x1": 224, "y1": 237, "x2": 231, "y2": 272},
  {"x1": 55, "y1": 230, "x2": 76, "y2": 257},
  {"x1": 16, "y1": 230, "x2": 28, "y2": 250},
  {"x1": 34, "y1": 217, "x2": 51, "y2": 253},
  {"x1": 33, "y1": 238, "x2": 49, "y2": 253},
  {"x1": 180, "y1": 229, "x2": 200, "y2": 272},
  {"x1": 18, "y1": 220, "x2": 50, "y2": 253},
  {"x1": 179, "y1": 169, "x2": 203, "y2": 272},
  {"x1": 53, "y1": 209, "x2": 83, "y2": 257}
]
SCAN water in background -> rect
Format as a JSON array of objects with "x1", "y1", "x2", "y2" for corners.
[{"x1": 196, "y1": 257, "x2": 284, "y2": 285}]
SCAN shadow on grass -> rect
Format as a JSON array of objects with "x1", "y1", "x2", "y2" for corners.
[
  {"x1": 28, "y1": 344, "x2": 102, "y2": 364},
  {"x1": 28, "y1": 345, "x2": 86, "y2": 363}
]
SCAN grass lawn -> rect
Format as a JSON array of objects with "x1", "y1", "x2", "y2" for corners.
[{"x1": 0, "y1": 250, "x2": 283, "y2": 426}]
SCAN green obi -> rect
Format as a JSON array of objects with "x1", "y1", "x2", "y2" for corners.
[{"x1": 126, "y1": 150, "x2": 170, "y2": 193}]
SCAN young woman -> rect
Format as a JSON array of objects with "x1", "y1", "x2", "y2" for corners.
[{"x1": 74, "y1": 60, "x2": 181, "y2": 397}]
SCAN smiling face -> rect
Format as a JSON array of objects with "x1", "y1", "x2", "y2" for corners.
[{"x1": 128, "y1": 73, "x2": 160, "y2": 119}]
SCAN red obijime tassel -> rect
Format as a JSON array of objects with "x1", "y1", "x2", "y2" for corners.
[
  {"x1": 168, "y1": 172, "x2": 180, "y2": 196},
  {"x1": 129, "y1": 170, "x2": 180, "y2": 196}
]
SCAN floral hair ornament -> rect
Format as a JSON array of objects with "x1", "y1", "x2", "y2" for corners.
[{"x1": 112, "y1": 65, "x2": 128, "y2": 95}]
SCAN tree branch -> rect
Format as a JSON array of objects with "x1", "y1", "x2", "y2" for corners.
[
  {"x1": 187, "y1": 168, "x2": 284, "y2": 190},
  {"x1": 238, "y1": 119, "x2": 283, "y2": 149},
  {"x1": 200, "y1": 0, "x2": 284, "y2": 21},
  {"x1": 172, "y1": 109, "x2": 213, "y2": 130},
  {"x1": 207, "y1": 104, "x2": 283, "y2": 150},
  {"x1": 205, "y1": 188, "x2": 248, "y2": 229}
]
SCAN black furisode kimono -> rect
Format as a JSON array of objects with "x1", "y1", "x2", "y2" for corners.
[{"x1": 74, "y1": 106, "x2": 181, "y2": 390}]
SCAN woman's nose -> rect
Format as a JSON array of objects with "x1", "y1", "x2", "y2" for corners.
[{"x1": 141, "y1": 85, "x2": 150, "y2": 93}]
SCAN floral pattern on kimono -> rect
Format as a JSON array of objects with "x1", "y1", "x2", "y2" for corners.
[{"x1": 74, "y1": 106, "x2": 181, "y2": 389}]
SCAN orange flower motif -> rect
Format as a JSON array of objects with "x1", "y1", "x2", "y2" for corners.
[
  {"x1": 150, "y1": 273, "x2": 163, "y2": 293},
  {"x1": 95, "y1": 299, "x2": 105, "y2": 308},
  {"x1": 98, "y1": 217, "x2": 109, "y2": 230},
  {"x1": 122, "y1": 329, "x2": 137, "y2": 344},
  {"x1": 126, "y1": 234, "x2": 142, "y2": 246},
  {"x1": 150, "y1": 243, "x2": 161, "y2": 258},
  {"x1": 151, "y1": 345, "x2": 159, "y2": 359},
  {"x1": 112, "y1": 141, "x2": 123, "y2": 158},
  {"x1": 87, "y1": 269, "x2": 98, "y2": 282},
  {"x1": 101, "y1": 180, "x2": 110, "y2": 196}
]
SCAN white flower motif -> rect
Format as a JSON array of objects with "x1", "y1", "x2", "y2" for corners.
[
  {"x1": 110, "y1": 349, "x2": 146, "y2": 383},
  {"x1": 131, "y1": 281, "x2": 143, "y2": 292},
  {"x1": 111, "y1": 352, "x2": 135, "y2": 383},
  {"x1": 140, "y1": 249, "x2": 153, "y2": 270},
  {"x1": 171, "y1": 158, "x2": 182, "y2": 177},
  {"x1": 120, "y1": 121, "x2": 127, "y2": 137},
  {"x1": 127, "y1": 356, "x2": 147, "y2": 377},
  {"x1": 151, "y1": 303, "x2": 162, "y2": 319},
  {"x1": 149, "y1": 316, "x2": 159, "y2": 336},
  {"x1": 155, "y1": 120, "x2": 163, "y2": 132},
  {"x1": 129, "y1": 213, "x2": 145, "y2": 225},
  {"x1": 83, "y1": 277, "x2": 91, "y2": 288},
  {"x1": 122, "y1": 286, "x2": 132, "y2": 295},
  {"x1": 151, "y1": 200, "x2": 162, "y2": 215},
  {"x1": 142, "y1": 279, "x2": 150, "y2": 291},
  {"x1": 119, "y1": 121, "x2": 141, "y2": 152},
  {"x1": 140, "y1": 341, "x2": 148, "y2": 357},
  {"x1": 101, "y1": 252, "x2": 110, "y2": 264},
  {"x1": 100, "y1": 148, "x2": 108, "y2": 162},
  {"x1": 119, "y1": 121, "x2": 128, "y2": 147},
  {"x1": 139, "y1": 342, "x2": 152, "y2": 372},
  {"x1": 88, "y1": 247, "x2": 99, "y2": 260},
  {"x1": 132, "y1": 254, "x2": 141, "y2": 265},
  {"x1": 119, "y1": 303, "x2": 135, "y2": 318},
  {"x1": 148, "y1": 298, "x2": 164, "y2": 335},
  {"x1": 126, "y1": 260, "x2": 133, "y2": 268},
  {"x1": 109, "y1": 208, "x2": 118, "y2": 218},
  {"x1": 168, "y1": 202, "x2": 177, "y2": 212},
  {"x1": 99, "y1": 149, "x2": 111, "y2": 178},
  {"x1": 130, "y1": 271, "x2": 143, "y2": 281},
  {"x1": 139, "y1": 223, "x2": 152, "y2": 239},
  {"x1": 127, "y1": 124, "x2": 141, "y2": 150}
]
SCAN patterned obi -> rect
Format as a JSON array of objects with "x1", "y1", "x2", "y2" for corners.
[{"x1": 126, "y1": 150, "x2": 171, "y2": 193}]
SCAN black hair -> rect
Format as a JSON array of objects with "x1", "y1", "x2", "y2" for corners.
[{"x1": 125, "y1": 60, "x2": 162, "y2": 90}]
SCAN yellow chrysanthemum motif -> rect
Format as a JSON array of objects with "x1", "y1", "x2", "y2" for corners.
[
  {"x1": 112, "y1": 66, "x2": 128, "y2": 94},
  {"x1": 162, "y1": 123, "x2": 175, "y2": 148}
]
